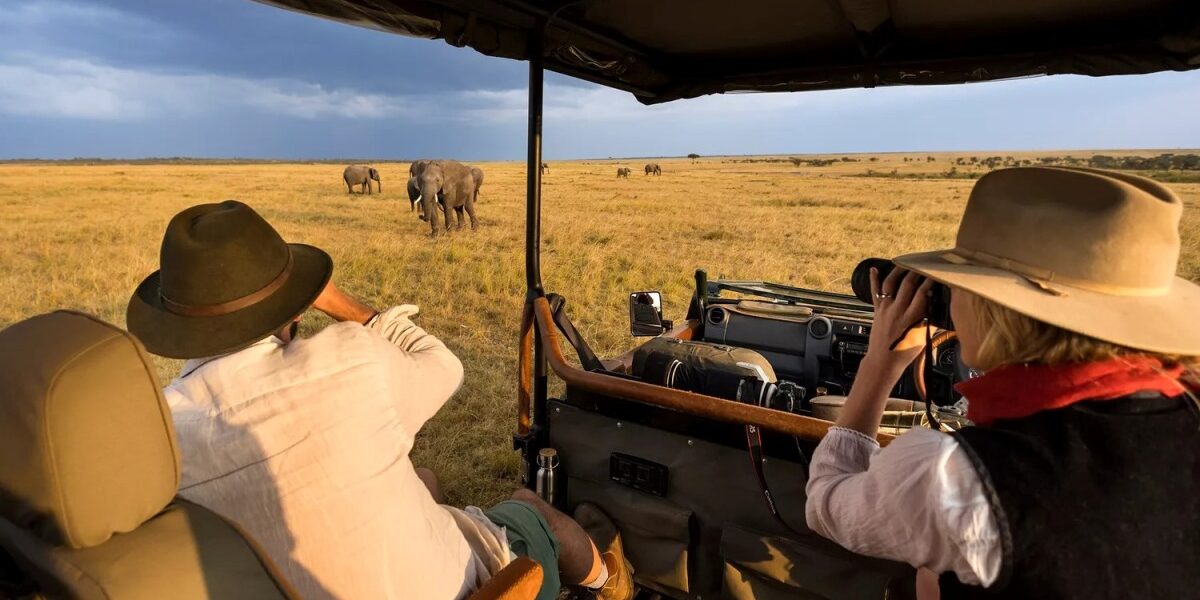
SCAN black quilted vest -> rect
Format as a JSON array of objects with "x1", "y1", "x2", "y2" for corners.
[{"x1": 940, "y1": 393, "x2": 1200, "y2": 599}]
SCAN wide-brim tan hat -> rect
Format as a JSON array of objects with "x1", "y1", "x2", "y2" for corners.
[
  {"x1": 895, "y1": 167, "x2": 1200, "y2": 356},
  {"x1": 127, "y1": 201, "x2": 332, "y2": 359}
]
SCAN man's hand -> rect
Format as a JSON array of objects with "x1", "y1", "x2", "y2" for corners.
[{"x1": 312, "y1": 281, "x2": 378, "y2": 325}]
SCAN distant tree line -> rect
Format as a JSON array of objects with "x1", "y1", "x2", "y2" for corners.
[
  {"x1": 1084, "y1": 153, "x2": 1200, "y2": 171},
  {"x1": 950, "y1": 153, "x2": 1199, "y2": 171},
  {"x1": 723, "y1": 156, "x2": 862, "y2": 165}
]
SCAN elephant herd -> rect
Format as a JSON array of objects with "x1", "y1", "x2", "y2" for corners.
[
  {"x1": 342, "y1": 160, "x2": 484, "y2": 237},
  {"x1": 616, "y1": 164, "x2": 660, "y2": 177},
  {"x1": 342, "y1": 159, "x2": 665, "y2": 236}
]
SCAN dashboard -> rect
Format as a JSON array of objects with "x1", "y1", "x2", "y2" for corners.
[{"x1": 695, "y1": 277, "x2": 934, "y2": 411}]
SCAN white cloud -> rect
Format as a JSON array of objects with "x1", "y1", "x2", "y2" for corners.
[
  {"x1": 0, "y1": 55, "x2": 430, "y2": 121},
  {"x1": 0, "y1": 49, "x2": 1002, "y2": 125},
  {"x1": 0, "y1": 0, "x2": 134, "y2": 26},
  {"x1": 1, "y1": 50, "x2": 1197, "y2": 159}
]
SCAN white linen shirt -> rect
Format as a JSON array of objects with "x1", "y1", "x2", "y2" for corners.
[
  {"x1": 165, "y1": 305, "x2": 504, "y2": 600},
  {"x1": 805, "y1": 426, "x2": 1002, "y2": 586}
]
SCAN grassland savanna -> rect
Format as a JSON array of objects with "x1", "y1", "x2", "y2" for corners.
[{"x1": 1, "y1": 151, "x2": 1197, "y2": 507}]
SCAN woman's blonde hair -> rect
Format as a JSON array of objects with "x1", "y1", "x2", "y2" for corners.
[{"x1": 969, "y1": 294, "x2": 1200, "y2": 383}]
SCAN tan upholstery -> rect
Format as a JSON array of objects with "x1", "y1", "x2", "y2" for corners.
[
  {"x1": 466, "y1": 557, "x2": 543, "y2": 600},
  {"x1": 0, "y1": 311, "x2": 297, "y2": 599},
  {"x1": 0, "y1": 501, "x2": 296, "y2": 600},
  {"x1": 0, "y1": 311, "x2": 179, "y2": 549}
]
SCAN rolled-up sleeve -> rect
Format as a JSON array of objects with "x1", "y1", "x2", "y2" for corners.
[
  {"x1": 805, "y1": 426, "x2": 1001, "y2": 586},
  {"x1": 368, "y1": 305, "x2": 465, "y2": 432}
]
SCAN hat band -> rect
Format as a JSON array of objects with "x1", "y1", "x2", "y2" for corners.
[
  {"x1": 159, "y1": 251, "x2": 295, "y2": 317},
  {"x1": 945, "y1": 247, "x2": 1171, "y2": 297}
]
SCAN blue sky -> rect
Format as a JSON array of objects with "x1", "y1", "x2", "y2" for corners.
[{"x1": 2, "y1": 0, "x2": 1198, "y2": 160}]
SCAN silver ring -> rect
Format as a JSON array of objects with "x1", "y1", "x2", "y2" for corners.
[{"x1": 875, "y1": 293, "x2": 891, "y2": 300}]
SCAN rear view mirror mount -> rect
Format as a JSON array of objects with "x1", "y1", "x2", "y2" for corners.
[{"x1": 630, "y1": 291, "x2": 671, "y2": 336}]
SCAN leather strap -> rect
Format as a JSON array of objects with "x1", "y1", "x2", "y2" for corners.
[
  {"x1": 745, "y1": 424, "x2": 804, "y2": 535},
  {"x1": 160, "y1": 252, "x2": 294, "y2": 317},
  {"x1": 546, "y1": 293, "x2": 605, "y2": 372},
  {"x1": 739, "y1": 378, "x2": 804, "y2": 535}
]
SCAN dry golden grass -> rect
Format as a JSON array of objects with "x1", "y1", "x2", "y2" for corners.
[{"x1": 1, "y1": 151, "x2": 1197, "y2": 507}]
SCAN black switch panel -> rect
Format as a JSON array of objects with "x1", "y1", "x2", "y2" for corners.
[{"x1": 610, "y1": 453, "x2": 668, "y2": 497}]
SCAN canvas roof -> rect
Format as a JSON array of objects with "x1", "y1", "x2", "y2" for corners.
[{"x1": 255, "y1": 0, "x2": 1200, "y2": 104}]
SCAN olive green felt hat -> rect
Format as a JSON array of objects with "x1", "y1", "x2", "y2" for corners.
[
  {"x1": 895, "y1": 167, "x2": 1200, "y2": 355},
  {"x1": 127, "y1": 201, "x2": 332, "y2": 359}
]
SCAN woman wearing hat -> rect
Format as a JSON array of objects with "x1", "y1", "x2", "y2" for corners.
[{"x1": 804, "y1": 167, "x2": 1199, "y2": 598}]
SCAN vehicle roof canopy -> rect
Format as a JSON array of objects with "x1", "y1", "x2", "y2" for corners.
[{"x1": 257, "y1": 0, "x2": 1200, "y2": 104}]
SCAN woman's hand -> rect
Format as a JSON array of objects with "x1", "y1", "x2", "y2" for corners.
[
  {"x1": 835, "y1": 267, "x2": 932, "y2": 435},
  {"x1": 865, "y1": 267, "x2": 935, "y2": 375}
]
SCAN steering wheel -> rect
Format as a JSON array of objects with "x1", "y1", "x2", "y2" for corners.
[{"x1": 911, "y1": 331, "x2": 974, "y2": 405}]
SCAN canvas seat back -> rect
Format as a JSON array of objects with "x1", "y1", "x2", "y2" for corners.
[{"x1": 0, "y1": 311, "x2": 297, "y2": 600}]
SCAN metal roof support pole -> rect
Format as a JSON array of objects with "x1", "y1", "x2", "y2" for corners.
[
  {"x1": 526, "y1": 33, "x2": 545, "y2": 298},
  {"x1": 522, "y1": 25, "x2": 549, "y2": 480}
]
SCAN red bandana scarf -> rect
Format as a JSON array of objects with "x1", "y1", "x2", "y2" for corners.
[{"x1": 955, "y1": 356, "x2": 1190, "y2": 427}]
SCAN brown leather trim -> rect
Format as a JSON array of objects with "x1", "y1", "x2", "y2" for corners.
[
  {"x1": 516, "y1": 301, "x2": 534, "y2": 437},
  {"x1": 533, "y1": 297, "x2": 894, "y2": 445},
  {"x1": 160, "y1": 252, "x2": 295, "y2": 317},
  {"x1": 466, "y1": 556, "x2": 543, "y2": 600}
]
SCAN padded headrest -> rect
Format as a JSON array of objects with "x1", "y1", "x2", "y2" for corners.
[{"x1": 0, "y1": 311, "x2": 180, "y2": 549}]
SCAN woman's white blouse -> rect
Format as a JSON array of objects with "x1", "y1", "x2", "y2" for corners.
[{"x1": 805, "y1": 426, "x2": 1002, "y2": 586}]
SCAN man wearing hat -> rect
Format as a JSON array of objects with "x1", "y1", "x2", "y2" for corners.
[
  {"x1": 127, "y1": 201, "x2": 632, "y2": 600},
  {"x1": 803, "y1": 168, "x2": 1199, "y2": 599}
]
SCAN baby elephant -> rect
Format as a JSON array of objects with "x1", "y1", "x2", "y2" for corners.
[
  {"x1": 616, "y1": 167, "x2": 631, "y2": 178},
  {"x1": 344, "y1": 165, "x2": 381, "y2": 194}
]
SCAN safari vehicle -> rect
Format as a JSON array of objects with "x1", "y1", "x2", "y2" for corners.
[{"x1": 1, "y1": 1, "x2": 1197, "y2": 600}]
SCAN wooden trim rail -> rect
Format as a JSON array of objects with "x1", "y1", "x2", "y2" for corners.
[{"x1": 532, "y1": 297, "x2": 895, "y2": 445}]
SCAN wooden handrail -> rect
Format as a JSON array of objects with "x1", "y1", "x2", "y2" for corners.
[{"x1": 532, "y1": 297, "x2": 895, "y2": 445}]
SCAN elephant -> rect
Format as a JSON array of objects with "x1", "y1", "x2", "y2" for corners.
[
  {"x1": 644, "y1": 163, "x2": 662, "y2": 176},
  {"x1": 408, "y1": 159, "x2": 433, "y2": 211},
  {"x1": 540, "y1": 162, "x2": 549, "y2": 175},
  {"x1": 407, "y1": 159, "x2": 479, "y2": 236},
  {"x1": 408, "y1": 161, "x2": 483, "y2": 210},
  {"x1": 344, "y1": 165, "x2": 381, "y2": 194},
  {"x1": 616, "y1": 167, "x2": 631, "y2": 178},
  {"x1": 471, "y1": 166, "x2": 484, "y2": 203}
]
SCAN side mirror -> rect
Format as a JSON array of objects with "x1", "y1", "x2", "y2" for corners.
[{"x1": 630, "y1": 291, "x2": 670, "y2": 336}]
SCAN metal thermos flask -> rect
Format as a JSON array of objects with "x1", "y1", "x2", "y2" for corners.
[{"x1": 536, "y1": 448, "x2": 559, "y2": 505}]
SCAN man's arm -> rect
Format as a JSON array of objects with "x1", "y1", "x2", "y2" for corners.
[
  {"x1": 312, "y1": 281, "x2": 377, "y2": 324},
  {"x1": 370, "y1": 305, "x2": 465, "y2": 432},
  {"x1": 312, "y1": 281, "x2": 463, "y2": 431}
]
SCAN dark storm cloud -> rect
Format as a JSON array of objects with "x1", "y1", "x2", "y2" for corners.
[
  {"x1": 0, "y1": 0, "x2": 1197, "y2": 159},
  {"x1": 0, "y1": 0, "x2": 531, "y2": 94}
]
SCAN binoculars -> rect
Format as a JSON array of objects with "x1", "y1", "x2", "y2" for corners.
[{"x1": 850, "y1": 258, "x2": 954, "y2": 331}]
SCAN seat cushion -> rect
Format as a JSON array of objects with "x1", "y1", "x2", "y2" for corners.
[
  {"x1": 0, "y1": 500, "x2": 295, "y2": 600},
  {"x1": 0, "y1": 311, "x2": 180, "y2": 549}
]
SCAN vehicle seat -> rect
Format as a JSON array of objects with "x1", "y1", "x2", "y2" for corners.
[{"x1": 0, "y1": 311, "x2": 298, "y2": 600}]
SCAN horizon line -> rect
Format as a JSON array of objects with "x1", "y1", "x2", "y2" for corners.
[{"x1": 2, "y1": 147, "x2": 1197, "y2": 165}]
